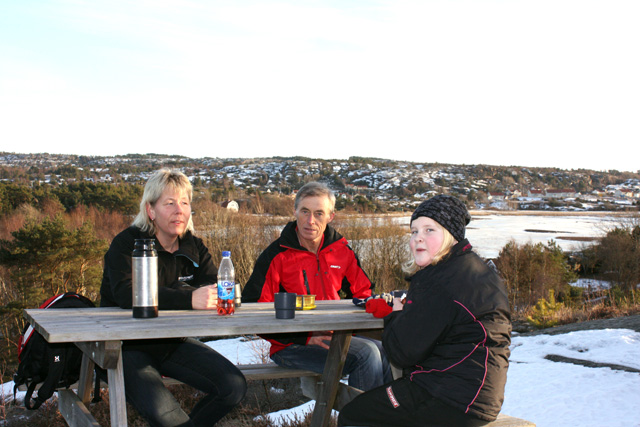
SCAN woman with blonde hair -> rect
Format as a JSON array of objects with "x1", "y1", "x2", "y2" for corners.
[
  {"x1": 339, "y1": 195, "x2": 511, "y2": 426},
  {"x1": 101, "y1": 168, "x2": 246, "y2": 426}
]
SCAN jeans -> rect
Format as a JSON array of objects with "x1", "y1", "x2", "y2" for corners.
[
  {"x1": 122, "y1": 338, "x2": 247, "y2": 427},
  {"x1": 271, "y1": 335, "x2": 392, "y2": 391}
]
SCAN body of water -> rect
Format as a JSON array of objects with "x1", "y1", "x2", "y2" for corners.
[{"x1": 391, "y1": 212, "x2": 627, "y2": 259}]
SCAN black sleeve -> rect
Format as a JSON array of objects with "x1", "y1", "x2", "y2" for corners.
[
  {"x1": 382, "y1": 285, "x2": 454, "y2": 368},
  {"x1": 242, "y1": 241, "x2": 281, "y2": 303},
  {"x1": 191, "y1": 236, "x2": 218, "y2": 287}
]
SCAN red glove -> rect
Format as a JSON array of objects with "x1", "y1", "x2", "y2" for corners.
[{"x1": 365, "y1": 298, "x2": 393, "y2": 318}]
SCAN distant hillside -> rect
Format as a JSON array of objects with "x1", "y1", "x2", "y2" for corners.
[{"x1": 1, "y1": 152, "x2": 638, "y2": 213}]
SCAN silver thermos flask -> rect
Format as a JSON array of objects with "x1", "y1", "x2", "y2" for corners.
[
  {"x1": 132, "y1": 239, "x2": 158, "y2": 318},
  {"x1": 234, "y1": 283, "x2": 242, "y2": 308}
]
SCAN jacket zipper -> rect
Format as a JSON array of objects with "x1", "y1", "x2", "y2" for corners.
[{"x1": 316, "y1": 253, "x2": 328, "y2": 299}]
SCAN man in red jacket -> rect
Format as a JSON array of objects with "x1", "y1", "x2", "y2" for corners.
[{"x1": 243, "y1": 182, "x2": 392, "y2": 391}]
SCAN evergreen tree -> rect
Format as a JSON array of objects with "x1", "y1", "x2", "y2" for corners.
[{"x1": 0, "y1": 215, "x2": 107, "y2": 308}]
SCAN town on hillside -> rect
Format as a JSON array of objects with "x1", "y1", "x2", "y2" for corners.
[{"x1": 1, "y1": 152, "x2": 638, "y2": 213}]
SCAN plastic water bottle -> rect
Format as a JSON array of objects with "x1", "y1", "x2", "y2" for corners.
[
  {"x1": 132, "y1": 239, "x2": 158, "y2": 318},
  {"x1": 217, "y1": 251, "x2": 235, "y2": 315}
]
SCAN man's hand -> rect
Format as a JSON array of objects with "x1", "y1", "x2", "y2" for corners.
[
  {"x1": 192, "y1": 285, "x2": 218, "y2": 310},
  {"x1": 308, "y1": 331, "x2": 333, "y2": 349}
]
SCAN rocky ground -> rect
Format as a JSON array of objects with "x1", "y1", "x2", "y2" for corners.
[{"x1": 516, "y1": 314, "x2": 640, "y2": 335}]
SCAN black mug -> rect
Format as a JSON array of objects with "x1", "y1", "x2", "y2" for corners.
[{"x1": 274, "y1": 292, "x2": 296, "y2": 319}]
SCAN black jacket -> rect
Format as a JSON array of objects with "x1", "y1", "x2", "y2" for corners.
[
  {"x1": 382, "y1": 240, "x2": 511, "y2": 422},
  {"x1": 100, "y1": 226, "x2": 218, "y2": 309},
  {"x1": 100, "y1": 226, "x2": 218, "y2": 355}
]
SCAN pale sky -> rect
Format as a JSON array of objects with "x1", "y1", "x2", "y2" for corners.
[{"x1": 1, "y1": 0, "x2": 638, "y2": 172}]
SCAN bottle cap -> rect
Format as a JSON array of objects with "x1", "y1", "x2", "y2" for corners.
[
  {"x1": 222, "y1": 251, "x2": 231, "y2": 257},
  {"x1": 134, "y1": 239, "x2": 155, "y2": 251}
]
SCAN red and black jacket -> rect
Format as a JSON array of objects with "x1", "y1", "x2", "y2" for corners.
[{"x1": 243, "y1": 221, "x2": 373, "y2": 354}]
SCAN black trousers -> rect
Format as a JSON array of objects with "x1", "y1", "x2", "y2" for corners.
[
  {"x1": 122, "y1": 338, "x2": 247, "y2": 427},
  {"x1": 338, "y1": 378, "x2": 489, "y2": 427}
]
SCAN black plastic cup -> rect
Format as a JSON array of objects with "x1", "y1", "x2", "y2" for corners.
[{"x1": 274, "y1": 292, "x2": 296, "y2": 319}]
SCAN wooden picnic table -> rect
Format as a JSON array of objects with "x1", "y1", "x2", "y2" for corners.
[{"x1": 24, "y1": 299, "x2": 383, "y2": 427}]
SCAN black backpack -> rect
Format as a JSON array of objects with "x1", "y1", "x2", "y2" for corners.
[{"x1": 13, "y1": 292, "x2": 96, "y2": 409}]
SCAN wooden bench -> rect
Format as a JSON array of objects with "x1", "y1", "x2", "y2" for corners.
[
  {"x1": 162, "y1": 367, "x2": 537, "y2": 426},
  {"x1": 141, "y1": 363, "x2": 361, "y2": 413},
  {"x1": 20, "y1": 363, "x2": 534, "y2": 426}
]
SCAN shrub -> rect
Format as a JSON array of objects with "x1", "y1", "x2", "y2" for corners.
[
  {"x1": 495, "y1": 240, "x2": 577, "y2": 309},
  {"x1": 527, "y1": 290, "x2": 564, "y2": 329}
]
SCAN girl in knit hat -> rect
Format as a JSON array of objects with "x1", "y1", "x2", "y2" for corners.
[{"x1": 339, "y1": 195, "x2": 512, "y2": 427}]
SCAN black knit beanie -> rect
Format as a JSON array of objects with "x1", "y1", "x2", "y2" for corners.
[{"x1": 410, "y1": 195, "x2": 471, "y2": 242}]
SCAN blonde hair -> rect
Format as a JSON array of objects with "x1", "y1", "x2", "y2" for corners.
[
  {"x1": 132, "y1": 168, "x2": 194, "y2": 236},
  {"x1": 402, "y1": 226, "x2": 457, "y2": 275}
]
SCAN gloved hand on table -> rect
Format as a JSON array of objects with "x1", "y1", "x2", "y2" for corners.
[
  {"x1": 365, "y1": 298, "x2": 393, "y2": 318},
  {"x1": 352, "y1": 293, "x2": 393, "y2": 308}
]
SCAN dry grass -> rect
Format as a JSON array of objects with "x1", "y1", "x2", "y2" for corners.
[
  {"x1": 514, "y1": 296, "x2": 640, "y2": 329},
  {"x1": 333, "y1": 216, "x2": 408, "y2": 294},
  {"x1": 191, "y1": 207, "x2": 411, "y2": 295},
  {"x1": 193, "y1": 202, "x2": 284, "y2": 288}
]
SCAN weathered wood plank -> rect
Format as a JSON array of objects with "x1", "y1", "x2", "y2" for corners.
[
  {"x1": 30, "y1": 363, "x2": 535, "y2": 427},
  {"x1": 58, "y1": 389, "x2": 100, "y2": 427},
  {"x1": 487, "y1": 414, "x2": 536, "y2": 426},
  {"x1": 75, "y1": 341, "x2": 121, "y2": 370},
  {"x1": 18, "y1": 363, "x2": 320, "y2": 393},
  {"x1": 22, "y1": 300, "x2": 384, "y2": 427},
  {"x1": 300, "y1": 376, "x2": 363, "y2": 411},
  {"x1": 76, "y1": 354, "x2": 94, "y2": 405},
  {"x1": 24, "y1": 301, "x2": 383, "y2": 343},
  {"x1": 160, "y1": 364, "x2": 319, "y2": 384},
  {"x1": 310, "y1": 330, "x2": 352, "y2": 427},
  {"x1": 105, "y1": 346, "x2": 127, "y2": 427}
]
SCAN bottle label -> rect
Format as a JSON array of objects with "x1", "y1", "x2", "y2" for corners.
[{"x1": 218, "y1": 280, "x2": 235, "y2": 300}]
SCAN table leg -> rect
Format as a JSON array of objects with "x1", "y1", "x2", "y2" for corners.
[
  {"x1": 77, "y1": 354, "x2": 95, "y2": 404},
  {"x1": 105, "y1": 344, "x2": 127, "y2": 427},
  {"x1": 75, "y1": 341, "x2": 128, "y2": 427},
  {"x1": 310, "y1": 330, "x2": 352, "y2": 427}
]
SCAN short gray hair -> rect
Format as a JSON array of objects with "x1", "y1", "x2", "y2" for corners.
[
  {"x1": 132, "y1": 168, "x2": 194, "y2": 236},
  {"x1": 294, "y1": 182, "x2": 336, "y2": 213}
]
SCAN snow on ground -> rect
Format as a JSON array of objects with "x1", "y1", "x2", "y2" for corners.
[
  {"x1": 5, "y1": 329, "x2": 638, "y2": 427},
  {"x1": 252, "y1": 328, "x2": 640, "y2": 426},
  {"x1": 504, "y1": 329, "x2": 640, "y2": 427},
  {"x1": 247, "y1": 328, "x2": 640, "y2": 427}
]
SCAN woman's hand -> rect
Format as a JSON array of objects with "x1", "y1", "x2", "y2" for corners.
[{"x1": 192, "y1": 284, "x2": 218, "y2": 310}]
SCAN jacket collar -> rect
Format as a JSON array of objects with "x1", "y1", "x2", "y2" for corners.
[
  {"x1": 132, "y1": 227, "x2": 201, "y2": 265},
  {"x1": 436, "y1": 238, "x2": 473, "y2": 265},
  {"x1": 280, "y1": 220, "x2": 345, "y2": 252},
  {"x1": 410, "y1": 238, "x2": 473, "y2": 279}
]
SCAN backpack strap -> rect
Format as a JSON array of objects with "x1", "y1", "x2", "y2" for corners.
[
  {"x1": 91, "y1": 366, "x2": 103, "y2": 403},
  {"x1": 24, "y1": 381, "x2": 41, "y2": 410},
  {"x1": 27, "y1": 347, "x2": 66, "y2": 410}
]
